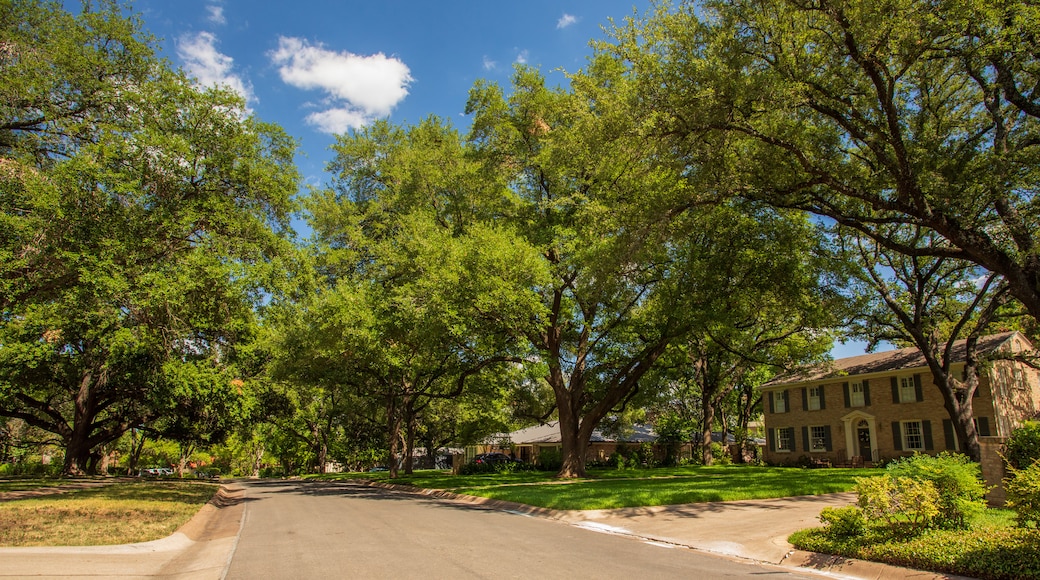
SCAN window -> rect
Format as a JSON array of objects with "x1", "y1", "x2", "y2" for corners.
[
  {"x1": 899, "y1": 376, "x2": 917, "y2": 403},
  {"x1": 808, "y1": 387, "x2": 821, "y2": 410},
  {"x1": 773, "y1": 390, "x2": 787, "y2": 413},
  {"x1": 776, "y1": 428, "x2": 793, "y2": 452},
  {"x1": 850, "y1": 382, "x2": 865, "y2": 407},
  {"x1": 810, "y1": 426, "x2": 828, "y2": 452},
  {"x1": 902, "y1": 421, "x2": 924, "y2": 451}
]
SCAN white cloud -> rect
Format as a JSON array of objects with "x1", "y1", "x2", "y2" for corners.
[
  {"x1": 515, "y1": 49, "x2": 529, "y2": 64},
  {"x1": 557, "y1": 14, "x2": 578, "y2": 29},
  {"x1": 482, "y1": 55, "x2": 496, "y2": 71},
  {"x1": 206, "y1": 5, "x2": 225, "y2": 25},
  {"x1": 304, "y1": 108, "x2": 371, "y2": 135},
  {"x1": 269, "y1": 36, "x2": 412, "y2": 134},
  {"x1": 176, "y1": 31, "x2": 254, "y2": 103}
]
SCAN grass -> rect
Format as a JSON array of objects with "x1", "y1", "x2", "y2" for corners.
[
  {"x1": 790, "y1": 509, "x2": 1040, "y2": 580},
  {"x1": 0, "y1": 481, "x2": 218, "y2": 547},
  {"x1": 316, "y1": 464, "x2": 883, "y2": 510}
]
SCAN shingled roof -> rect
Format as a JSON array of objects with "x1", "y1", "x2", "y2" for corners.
[
  {"x1": 494, "y1": 421, "x2": 658, "y2": 444},
  {"x1": 763, "y1": 331, "x2": 1023, "y2": 387}
]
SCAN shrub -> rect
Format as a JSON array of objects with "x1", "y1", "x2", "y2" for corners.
[
  {"x1": 886, "y1": 452, "x2": 986, "y2": 529},
  {"x1": 608, "y1": 444, "x2": 643, "y2": 469},
  {"x1": 1005, "y1": 421, "x2": 1040, "y2": 470},
  {"x1": 458, "y1": 461, "x2": 496, "y2": 475},
  {"x1": 535, "y1": 448, "x2": 562, "y2": 472},
  {"x1": 1005, "y1": 461, "x2": 1040, "y2": 529},
  {"x1": 0, "y1": 460, "x2": 61, "y2": 477},
  {"x1": 709, "y1": 442, "x2": 732, "y2": 466},
  {"x1": 856, "y1": 475, "x2": 940, "y2": 530},
  {"x1": 819, "y1": 506, "x2": 866, "y2": 538},
  {"x1": 259, "y1": 466, "x2": 285, "y2": 478},
  {"x1": 638, "y1": 441, "x2": 658, "y2": 467}
]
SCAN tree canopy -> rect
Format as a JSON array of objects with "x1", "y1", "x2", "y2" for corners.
[
  {"x1": 0, "y1": 0, "x2": 298, "y2": 474},
  {"x1": 606, "y1": 0, "x2": 1040, "y2": 319}
]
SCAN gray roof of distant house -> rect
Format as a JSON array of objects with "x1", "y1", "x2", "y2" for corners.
[{"x1": 491, "y1": 421, "x2": 658, "y2": 445}]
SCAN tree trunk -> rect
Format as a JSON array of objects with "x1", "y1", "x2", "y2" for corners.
[
  {"x1": 177, "y1": 443, "x2": 195, "y2": 478},
  {"x1": 386, "y1": 395, "x2": 402, "y2": 479},
  {"x1": 701, "y1": 393, "x2": 715, "y2": 466},
  {"x1": 127, "y1": 429, "x2": 146, "y2": 475},
  {"x1": 403, "y1": 399, "x2": 416, "y2": 475},
  {"x1": 310, "y1": 421, "x2": 328, "y2": 474},
  {"x1": 64, "y1": 372, "x2": 99, "y2": 475},
  {"x1": 737, "y1": 385, "x2": 760, "y2": 464},
  {"x1": 941, "y1": 375, "x2": 981, "y2": 462},
  {"x1": 557, "y1": 411, "x2": 588, "y2": 478},
  {"x1": 250, "y1": 440, "x2": 265, "y2": 477},
  {"x1": 923, "y1": 345, "x2": 983, "y2": 462}
]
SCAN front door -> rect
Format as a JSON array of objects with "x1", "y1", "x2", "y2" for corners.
[{"x1": 857, "y1": 425, "x2": 872, "y2": 459}]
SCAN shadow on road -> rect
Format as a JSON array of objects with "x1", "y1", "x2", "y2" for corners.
[{"x1": 236, "y1": 479, "x2": 523, "y2": 516}]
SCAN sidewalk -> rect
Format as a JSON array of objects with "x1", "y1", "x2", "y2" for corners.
[{"x1": 557, "y1": 493, "x2": 975, "y2": 580}]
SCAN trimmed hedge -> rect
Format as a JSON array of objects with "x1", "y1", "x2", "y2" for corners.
[{"x1": 791, "y1": 524, "x2": 1040, "y2": 580}]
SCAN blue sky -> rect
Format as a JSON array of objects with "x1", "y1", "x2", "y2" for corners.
[
  {"x1": 127, "y1": 0, "x2": 877, "y2": 360},
  {"x1": 133, "y1": 0, "x2": 653, "y2": 186}
]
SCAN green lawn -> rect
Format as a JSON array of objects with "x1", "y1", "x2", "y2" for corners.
[
  {"x1": 317, "y1": 465, "x2": 882, "y2": 510},
  {"x1": 0, "y1": 481, "x2": 218, "y2": 546}
]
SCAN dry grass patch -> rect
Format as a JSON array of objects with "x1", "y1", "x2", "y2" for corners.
[{"x1": 0, "y1": 482, "x2": 218, "y2": 546}]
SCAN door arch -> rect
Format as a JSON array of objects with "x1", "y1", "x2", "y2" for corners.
[{"x1": 841, "y1": 411, "x2": 877, "y2": 463}]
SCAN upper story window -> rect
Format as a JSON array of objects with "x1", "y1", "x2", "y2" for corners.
[
  {"x1": 772, "y1": 390, "x2": 789, "y2": 413},
  {"x1": 807, "y1": 387, "x2": 821, "y2": 410},
  {"x1": 850, "y1": 382, "x2": 865, "y2": 407},
  {"x1": 899, "y1": 375, "x2": 917, "y2": 403}
]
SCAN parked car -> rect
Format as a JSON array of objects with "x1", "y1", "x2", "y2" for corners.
[{"x1": 473, "y1": 453, "x2": 518, "y2": 465}]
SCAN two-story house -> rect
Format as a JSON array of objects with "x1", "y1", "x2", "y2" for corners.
[{"x1": 761, "y1": 332, "x2": 1040, "y2": 466}]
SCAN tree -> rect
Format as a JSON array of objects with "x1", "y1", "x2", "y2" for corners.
[
  {"x1": 838, "y1": 224, "x2": 1019, "y2": 461},
  {"x1": 465, "y1": 63, "x2": 834, "y2": 477},
  {"x1": 465, "y1": 65, "x2": 689, "y2": 478},
  {"x1": 0, "y1": 2, "x2": 298, "y2": 474},
  {"x1": 149, "y1": 360, "x2": 253, "y2": 476},
  {"x1": 286, "y1": 117, "x2": 547, "y2": 477},
  {"x1": 641, "y1": 203, "x2": 835, "y2": 465},
  {"x1": 606, "y1": 0, "x2": 1040, "y2": 320}
]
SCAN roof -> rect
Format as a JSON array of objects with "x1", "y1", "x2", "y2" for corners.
[
  {"x1": 499, "y1": 422, "x2": 658, "y2": 445},
  {"x1": 763, "y1": 331, "x2": 1026, "y2": 389}
]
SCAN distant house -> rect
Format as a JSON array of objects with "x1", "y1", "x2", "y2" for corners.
[
  {"x1": 470, "y1": 422, "x2": 660, "y2": 465},
  {"x1": 470, "y1": 422, "x2": 763, "y2": 465},
  {"x1": 761, "y1": 332, "x2": 1040, "y2": 466}
]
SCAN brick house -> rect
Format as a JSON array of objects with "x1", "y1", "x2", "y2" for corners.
[
  {"x1": 761, "y1": 332, "x2": 1040, "y2": 466},
  {"x1": 470, "y1": 422, "x2": 662, "y2": 465}
]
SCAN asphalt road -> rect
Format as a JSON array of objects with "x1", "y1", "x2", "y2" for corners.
[{"x1": 224, "y1": 480, "x2": 817, "y2": 580}]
